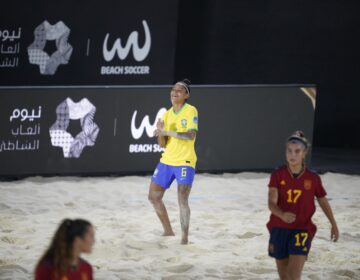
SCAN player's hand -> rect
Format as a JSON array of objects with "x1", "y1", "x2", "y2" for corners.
[
  {"x1": 154, "y1": 129, "x2": 160, "y2": 137},
  {"x1": 280, "y1": 212, "x2": 296, "y2": 223},
  {"x1": 156, "y1": 119, "x2": 164, "y2": 130},
  {"x1": 331, "y1": 224, "x2": 339, "y2": 242}
]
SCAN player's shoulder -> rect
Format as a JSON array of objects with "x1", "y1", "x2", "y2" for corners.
[
  {"x1": 271, "y1": 165, "x2": 287, "y2": 175},
  {"x1": 305, "y1": 167, "x2": 321, "y2": 179},
  {"x1": 163, "y1": 107, "x2": 172, "y2": 118},
  {"x1": 184, "y1": 103, "x2": 198, "y2": 113}
]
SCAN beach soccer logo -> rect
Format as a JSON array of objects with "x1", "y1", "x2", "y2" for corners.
[
  {"x1": 131, "y1": 108, "x2": 166, "y2": 140},
  {"x1": 49, "y1": 98, "x2": 100, "y2": 158},
  {"x1": 101, "y1": 20, "x2": 151, "y2": 75},
  {"x1": 27, "y1": 20, "x2": 73, "y2": 75},
  {"x1": 129, "y1": 107, "x2": 166, "y2": 153}
]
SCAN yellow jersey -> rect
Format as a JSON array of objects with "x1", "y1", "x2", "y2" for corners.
[{"x1": 160, "y1": 103, "x2": 198, "y2": 168}]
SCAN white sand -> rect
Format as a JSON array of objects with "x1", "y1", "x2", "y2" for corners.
[{"x1": 0, "y1": 172, "x2": 359, "y2": 280}]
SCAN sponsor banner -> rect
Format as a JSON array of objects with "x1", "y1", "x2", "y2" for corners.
[
  {"x1": 0, "y1": 86, "x2": 315, "y2": 176},
  {"x1": 0, "y1": 0, "x2": 178, "y2": 85}
]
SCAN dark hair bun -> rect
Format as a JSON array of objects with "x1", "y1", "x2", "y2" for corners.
[
  {"x1": 287, "y1": 130, "x2": 310, "y2": 149},
  {"x1": 293, "y1": 130, "x2": 305, "y2": 138},
  {"x1": 182, "y1": 78, "x2": 191, "y2": 85}
]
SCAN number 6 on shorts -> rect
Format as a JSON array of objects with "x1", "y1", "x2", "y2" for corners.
[{"x1": 181, "y1": 167, "x2": 187, "y2": 177}]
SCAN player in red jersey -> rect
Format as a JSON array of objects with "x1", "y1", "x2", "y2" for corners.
[
  {"x1": 35, "y1": 219, "x2": 95, "y2": 280},
  {"x1": 267, "y1": 131, "x2": 339, "y2": 280}
]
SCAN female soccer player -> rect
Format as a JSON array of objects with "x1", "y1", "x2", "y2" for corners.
[
  {"x1": 148, "y1": 79, "x2": 198, "y2": 245},
  {"x1": 267, "y1": 131, "x2": 339, "y2": 280},
  {"x1": 35, "y1": 219, "x2": 95, "y2": 280}
]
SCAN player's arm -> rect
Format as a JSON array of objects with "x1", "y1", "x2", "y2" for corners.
[
  {"x1": 268, "y1": 187, "x2": 296, "y2": 223},
  {"x1": 156, "y1": 134, "x2": 168, "y2": 148},
  {"x1": 155, "y1": 130, "x2": 196, "y2": 140},
  {"x1": 317, "y1": 196, "x2": 339, "y2": 241},
  {"x1": 163, "y1": 130, "x2": 196, "y2": 140}
]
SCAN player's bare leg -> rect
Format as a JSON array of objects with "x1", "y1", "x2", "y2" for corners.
[
  {"x1": 148, "y1": 182, "x2": 174, "y2": 236},
  {"x1": 178, "y1": 184, "x2": 191, "y2": 244},
  {"x1": 275, "y1": 258, "x2": 289, "y2": 280},
  {"x1": 287, "y1": 255, "x2": 306, "y2": 280}
]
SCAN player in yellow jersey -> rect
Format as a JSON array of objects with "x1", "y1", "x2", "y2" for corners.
[{"x1": 148, "y1": 79, "x2": 198, "y2": 244}]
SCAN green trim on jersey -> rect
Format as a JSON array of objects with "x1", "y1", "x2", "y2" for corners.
[{"x1": 172, "y1": 102, "x2": 187, "y2": 115}]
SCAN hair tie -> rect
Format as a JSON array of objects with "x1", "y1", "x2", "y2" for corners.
[{"x1": 176, "y1": 79, "x2": 191, "y2": 94}]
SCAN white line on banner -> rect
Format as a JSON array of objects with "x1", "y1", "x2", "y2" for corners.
[
  {"x1": 113, "y1": 118, "x2": 117, "y2": 136},
  {"x1": 0, "y1": 84, "x2": 316, "y2": 90},
  {"x1": 86, "y1": 39, "x2": 90, "y2": 56}
]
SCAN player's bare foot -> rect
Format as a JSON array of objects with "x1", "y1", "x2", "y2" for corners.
[
  {"x1": 181, "y1": 236, "x2": 188, "y2": 244},
  {"x1": 162, "y1": 231, "x2": 175, "y2": 236}
]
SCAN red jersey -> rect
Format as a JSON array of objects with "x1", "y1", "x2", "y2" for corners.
[
  {"x1": 35, "y1": 258, "x2": 93, "y2": 280},
  {"x1": 266, "y1": 165, "x2": 327, "y2": 237}
]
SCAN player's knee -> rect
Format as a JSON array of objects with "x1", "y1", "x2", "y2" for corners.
[
  {"x1": 178, "y1": 196, "x2": 189, "y2": 207},
  {"x1": 148, "y1": 193, "x2": 161, "y2": 204}
]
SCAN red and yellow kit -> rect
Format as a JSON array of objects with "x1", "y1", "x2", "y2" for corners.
[{"x1": 266, "y1": 165, "x2": 327, "y2": 238}]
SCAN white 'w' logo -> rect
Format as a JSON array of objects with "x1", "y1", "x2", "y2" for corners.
[
  {"x1": 131, "y1": 108, "x2": 166, "y2": 140},
  {"x1": 103, "y1": 20, "x2": 151, "y2": 62}
]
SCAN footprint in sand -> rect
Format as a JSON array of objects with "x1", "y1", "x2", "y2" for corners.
[
  {"x1": 248, "y1": 267, "x2": 275, "y2": 274},
  {"x1": 341, "y1": 232, "x2": 360, "y2": 242},
  {"x1": 307, "y1": 274, "x2": 323, "y2": 280},
  {"x1": 10, "y1": 209, "x2": 27, "y2": 215},
  {"x1": 125, "y1": 240, "x2": 168, "y2": 251},
  {"x1": 166, "y1": 256, "x2": 181, "y2": 263},
  {"x1": 162, "y1": 275, "x2": 192, "y2": 280},
  {"x1": 1, "y1": 236, "x2": 16, "y2": 244},
  {"x1": 64, "y1": 202, "x2": 75, "y2": 208},
  {"x1": 236, "y1": 232, "x2": 262, "y2": 239},
  {"x1": 125, "y1": 241, "x2": 144, "y2": 251},
  {"x1": 201, "y1": 214, "x2": 216, "y2": 220},
  {"x1": 222, "y1": 266, "x2": 243, "y2": 275},
  {"x1": 182, "y1": 245, "x2": 209, "y2": 254},
  {"x1": 165, "y1": 264, "x2": 193, "y2": 273},
  {"x1": 0, "y1": 203, "x2": 11, "y2": 210},
  {"x1": 0, "y1": 264, "x2": 28, "y2": 274},
  {"x1": 332, "y1": 269, "x2": 360, "y2": 280}
]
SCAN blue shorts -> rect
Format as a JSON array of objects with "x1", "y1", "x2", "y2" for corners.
[
  {"x1": 151, "y1": 162, "x2": 195, "y2": 189},
  {"x1": 268, "y1": 227, "x2": 312, "y2": 259}
]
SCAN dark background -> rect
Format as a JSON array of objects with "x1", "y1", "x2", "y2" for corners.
[
  {"x1": 1, "y1": 1, "x2": 359, "y2": 148},
  {"x1": 1, "y1": 1, "x2": 359, "y2": 176},
  {"x1": 174, "y1": 1, "x2": 360, "y2": 149},
  {"x1": 0, "y1": 86, "x2": 314, "y2": 176},
  {"x1": 0, "y1": 0, "x2": 178, "y2": 84}
]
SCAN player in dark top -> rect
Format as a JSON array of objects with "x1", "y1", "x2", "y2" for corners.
[
  {"x1": 35, "y1": 219, "x2": 94, "y2": 280},
  {"x1": 267, "y1": 131, "x2": 339, "y2": 280}
]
